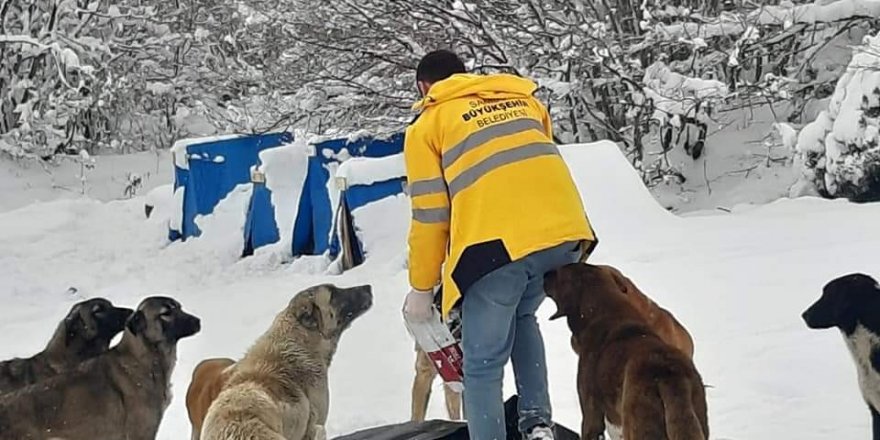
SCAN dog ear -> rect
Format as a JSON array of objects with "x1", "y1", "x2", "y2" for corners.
[
  {"x1": 64, "y1": 308, "x2": 85, "y2": 346},
  {"x1": 549, "y1": 307, "x2": 567, "y2": 320},
  {"x1": 126, "y1": 310, "x2": 146, "y2": 335},
  {"x1": 607, "y1": 267, "x2": 630, "y2": 294},
  {"x1": 812, "y1": 274, "x2": 880, "y2": 333},
  {"x1": 833, "y1": 296, "x2": 859, "y2": 334},
  {"x1": 297, "y1": 303, "x2": 320, "y2": 331}
]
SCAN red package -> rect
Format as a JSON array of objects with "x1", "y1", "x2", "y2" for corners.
[{"x1": 404, "y1": 308, "x2": 464, "y2": 393}]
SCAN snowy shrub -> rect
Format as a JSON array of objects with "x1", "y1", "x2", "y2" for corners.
[
  {"x1": 0, "y1": 0, "x2": 240, "y2": 160},
  {"x1": 792, "y1": 30, "x2": 880, "y2": 202},
  {"x1": 643, "y1": 61, "x2": 729, "y2": 159},
  {"x1": 5, "y1": 0, "x2": 880, "y2": 193}
]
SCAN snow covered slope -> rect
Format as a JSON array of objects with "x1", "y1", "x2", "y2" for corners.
[
  {"x1": 0, "y1": 150, "x2": 172, "y2": 213},
  {"x1": 1, "y1": 141, "x2": 879, "y2": 439}
]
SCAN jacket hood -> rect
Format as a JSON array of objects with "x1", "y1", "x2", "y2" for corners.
[{"x1": 412, "y1": 73, "x2": 538, "y2": 111}]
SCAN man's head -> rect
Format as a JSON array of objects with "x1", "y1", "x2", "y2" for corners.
[{"x1": 415, "y1": 50, "x2": 466, "y2": 97}]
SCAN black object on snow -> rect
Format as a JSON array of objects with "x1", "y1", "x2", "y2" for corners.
[{"x1": 332, "y1": 395, "x2": 580, "y2": 440}]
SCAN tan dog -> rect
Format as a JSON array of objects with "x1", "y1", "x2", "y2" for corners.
[
  {"x1": 200, "y1": 283, "x2": 373, "y2": 440},
  {"x1": 598, "y1": 265, "x2": 695, "y2": 358},
  {"x1": 545, "y1": 263, "x2": 708, "y2": 440},
  {"x1": 0, "y1": 296, "x2": 201, "y2": 440},
  {"x1": 411, "y1": 348, "x2": 462, "y2": 421},
  {"x1": 187, "y1": 358, "x2": 237, "y2": 440},
  {"x1": 410, "y1": 297, "x2": 462, "y2": 422},
  {"x1": 0, "y1": 297, "x2": 132, "y2": 395}
]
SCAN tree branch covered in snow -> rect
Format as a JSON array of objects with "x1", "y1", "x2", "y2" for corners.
[
  {"x1": 3, "y1": 0, "x2": 879, "y2": 196},
  {"x1": 0, "y1": 0, "x2": 209, "y2": 159}
]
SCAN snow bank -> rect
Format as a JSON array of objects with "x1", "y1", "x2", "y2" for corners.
[
  {"x1": 143, "y1": 184, "x2": 175, "y2": 235},
  {"x1": 325, "y1": 161, "x2": 342, "y2": 253},
  {"x1": 335, "y1": 154, "x2": 405, "y2": 187},
  {"x1": 185, "y1": 183, "x2": 253, "y2": 265},
  {"x1": 349, "y1": 194, "x2": 409, "y2": 273},
  {"x1": 559, "y1": 142, "x2": 680, "y2": 255},
  {"x1": 144, "y1": 183, "x2": 173, "y2": 209},
  {"x1": 168, "y1": 185, "x2": 185, "y2": 234},
  {"x1": 170, "y1": 134, "x2": 242, "y2": 170},
  {"x1": 0, "y1": 150, "x2": 173, "y2": 213},
  {"x1": 792, "y1": 30, "x2": 880, "y2": 200},
  {"x1": 251, "y1": 138, "x2": 310, "y2": 259}
]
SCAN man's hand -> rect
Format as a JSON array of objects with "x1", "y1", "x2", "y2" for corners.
[{"x1": 403, "y1": 288, "x2": 435, "y2": 322}]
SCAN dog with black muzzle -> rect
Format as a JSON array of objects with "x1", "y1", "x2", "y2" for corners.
[
  {"x1": 0, "y1": 297, "x2": 133, "y2": 395},
  {"x1": 200, "y1": 283, "x2": 373, "y2": 440},
  {"x1": 803, "y1": 273, "x2": 880, "y2": 440},
  {"x1": 0, "y1": 296, "x2": 201, "y2": 440}
]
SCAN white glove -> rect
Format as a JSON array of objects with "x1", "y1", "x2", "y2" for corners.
[{"x1": 403, "y1": 288, "x2": 435, "y2": 322}]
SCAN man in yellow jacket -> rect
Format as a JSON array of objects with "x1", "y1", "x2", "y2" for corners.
[{"x1": 402, "y1": 50, "x2": 597, "y2": 440}]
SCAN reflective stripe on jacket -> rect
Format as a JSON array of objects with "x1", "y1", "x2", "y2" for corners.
[{"x1": 404, "y1": 73, "x2": 597, "y2": 318}]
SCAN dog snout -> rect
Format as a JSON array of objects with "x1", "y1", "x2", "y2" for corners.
[
  {"x1": 801, "y1": 307, "x2": 815, "y2": 327},
  {"x1": 332, "y1": 285, "x2": 373, "y2": 321},
  {"x1": 358, "y1": 286, "x2": 373, "y2": 309},
  {"x1": 802, "y1": 300, "x2": 832, "y2": 329},
  {"x1": 110, "y1": 307, "x2": 134, "y2": 326},
  {"x1": 176, "y1": 313, "x2": 202, "y2": 338},
  {"x1": 352, "y1": 284, "x2": 373, "y2": 304}
]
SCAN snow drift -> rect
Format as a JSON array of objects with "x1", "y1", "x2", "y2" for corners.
[{"x1": 1, "y1": 141, "x2": 880, "y2": 440}]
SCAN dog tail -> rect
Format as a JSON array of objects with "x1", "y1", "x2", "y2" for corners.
[{"x1": 658, "y1": 377, "x2": 708, "y2": 440}]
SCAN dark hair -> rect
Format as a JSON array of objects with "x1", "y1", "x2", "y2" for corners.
[{"x1": 416, "y1": 50, "x2": 467, "y2": 83}]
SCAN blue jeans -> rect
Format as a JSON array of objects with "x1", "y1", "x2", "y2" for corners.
[{"x1": 461, "y1": 240, "x2": 583, "y2": 440}]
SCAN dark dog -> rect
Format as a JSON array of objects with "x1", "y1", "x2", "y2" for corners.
[
  {"x1": 0, "y1": 296, "x2": 201, "y2": 440},
  {"x1": 545, "y1": 263, "x2": 708, "y2": 440},
  {"x1": 0, "y1": 297, "x2": 132, "y2": 395},
  {"x1": 803, "y1": 273, "x2": 880, "y2": 440},
  {"x1": 598, "y1": 265, "x2": 695, "y2": 358}
]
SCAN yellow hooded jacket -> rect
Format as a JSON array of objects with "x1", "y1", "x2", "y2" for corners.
[{"x1": 404, "y1": 73, "x2": 597, "y2": 318}]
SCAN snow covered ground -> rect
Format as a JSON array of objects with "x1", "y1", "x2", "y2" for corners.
[
  {"x1": 0, "y1": 150, "x2": 172, "y2": 213},
  {"x1": 1, "y1": 141, "x2": 879, "y2": 440}
]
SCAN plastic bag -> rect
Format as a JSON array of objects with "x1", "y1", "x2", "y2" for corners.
[{"x1": 404, "y1": 305, "x2": 464, "y2": 393}]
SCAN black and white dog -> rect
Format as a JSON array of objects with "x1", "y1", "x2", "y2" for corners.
[{"x1": 803, "y1": 273, "x2": 880, "y2": 440}]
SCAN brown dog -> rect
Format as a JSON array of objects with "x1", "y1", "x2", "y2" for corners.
[
  {"x1": 0, "y1": 297, "x2": 133, "y2": 395},
  {"x1": 186, "y1": 357, "x2": 236, "y2": 440},
  {"x1": 598, "y1": 265, "x2": 695, "y2": 358},
  {"x1": 545, "y1": 263, "x2": 708, "y2": 440}
]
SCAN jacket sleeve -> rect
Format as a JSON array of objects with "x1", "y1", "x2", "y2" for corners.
[{"x1": 404, "y1": 120, "x2": 450, "y2": 291}]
